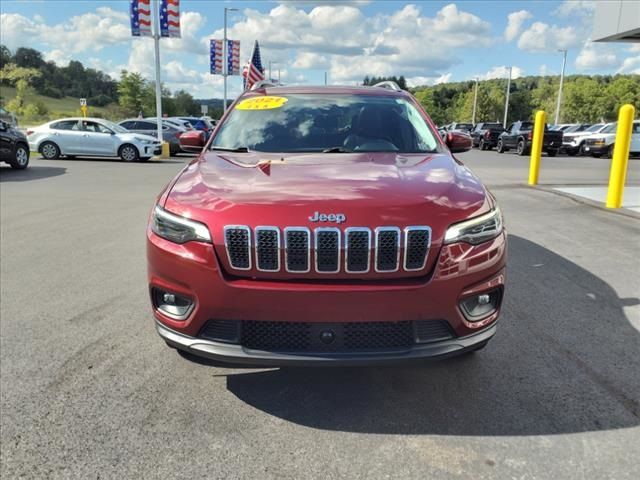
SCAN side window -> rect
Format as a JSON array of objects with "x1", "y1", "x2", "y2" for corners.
[
  {"x1": 95, "y1": 123, "x2": 112, "y2": 134},
  {"x1": 120, "y1": 121, "x2": 135, "y2": 129},
  {"x1": 632, "y1": 123, "x2": 640, "y2": 134},
  {"x1": 507, "y1": 124, "x2": 515, "y2": 133},
  {"x1": 138, "y1": 121, "x2": 155, "y2": 129},
  {"x1": 51, "y1": 120, "x2": 78, "y2": 130}
]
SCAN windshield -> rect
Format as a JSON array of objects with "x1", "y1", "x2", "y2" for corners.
[
  {"x1": 586, "y1": 124, "x2": 603, "y2": 132},
  {"x1": 212, "y1": 94, "x2": 440, "y2": 153},
  {"x1": 564, "y1": 125, "x2": 583, "y2": 133},
  {"x1": 100, "y1": 120, "x2": 127, "y2": 133},
  {"x1": 601, "y1": 123, "x2": 617, "y2": 133}
]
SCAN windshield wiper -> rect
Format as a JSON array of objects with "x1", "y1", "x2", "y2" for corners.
[
  {"x1": 211, "y1": 146, "x2": 250, "y2": 152},
  {"x1": 322, "y1": 146, "x2": 352, "y2": 153}
]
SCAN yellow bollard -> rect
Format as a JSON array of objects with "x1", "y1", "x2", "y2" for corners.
[
  {"x1": 160, "y1": 141, "x2": 170, "y2": 159},
  {"x1": 606, "y1": 104, "x2": 635, "y2": 208},
  {"x1": 528, "y1": 110, "x2": 546, "y2": 185}
]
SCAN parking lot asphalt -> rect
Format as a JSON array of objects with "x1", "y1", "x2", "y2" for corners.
[{"x1": 1, "y1": 150, "x2": 639, "y2": 479}]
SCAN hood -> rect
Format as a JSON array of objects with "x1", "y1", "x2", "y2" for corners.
[
  {"x1": 164, "y1": 151, "x2": 490, "y2": 242},
  {"x1": 121, "y1": 132, "x2": 158, "y2": 142}
]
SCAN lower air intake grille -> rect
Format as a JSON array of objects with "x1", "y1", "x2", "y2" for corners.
[
  {"x1": 225, "y1": 227, "x2": 251, "y2": 270},
  {"x1": 198, "y1": 320, "x2": 456, "y2": 352}
]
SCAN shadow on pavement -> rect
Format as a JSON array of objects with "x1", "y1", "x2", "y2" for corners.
[
  {"x1": 46, "y1": 156, "x2": 187, "y2": 165},
  {"x1": 216, "y1": 234, "x2": 640, "y2": 436},
  {"x1": 0, "y1": 165, "x2": 66, "y2": 182}
]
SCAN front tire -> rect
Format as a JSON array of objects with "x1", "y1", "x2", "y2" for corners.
[
  {"x1": 119, "y1": 144, "x2": 139, "y2": 162},
  {"x1": 607, "y1": 144, "x2": 615, "y2": 159},
  {"x1": 517, "y1": 139, "x2": 527, "y2": 156},
  {"x1": 40, "y1": 141, "x2": 60, "y2": 160},
  {"x1": 546, "y1": 149, "x2": 558, "y2": 157},
  {"x1": 496, "y1": 139, "x2": 506, "y2": 153},
  {"x1": 10, "y1": 144, "x2": 30, "y2": 169},
  {"x1": 479, "y1": 139, "x2": 486, "y2": 150}
]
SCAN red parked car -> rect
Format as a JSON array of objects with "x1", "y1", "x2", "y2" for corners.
[{"x1": 147, "y1": 82, "x2": 506, "y2": 366}]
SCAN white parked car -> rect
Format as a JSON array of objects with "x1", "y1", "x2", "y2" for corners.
[
  {"x1": 562, "y1": 123, "x2": 608, "y2": 156},
  {"x1": 27, "y1": 118, "x2": 162, "y2": 162},
  {"x1": 583, "y1": 120, "x2": 640, "y2": 158}
]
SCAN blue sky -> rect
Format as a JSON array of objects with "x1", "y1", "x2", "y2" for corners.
[{"x1": 1, "y1": 1, "x2": 638, "y2": 98}]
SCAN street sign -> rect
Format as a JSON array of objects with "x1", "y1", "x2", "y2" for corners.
[
  {"x1": 201, "y1": 104, "x2": 208, "y2": 115},
  {"x1": 80, "y1": 98, "x2": 87, "y2": 106}
]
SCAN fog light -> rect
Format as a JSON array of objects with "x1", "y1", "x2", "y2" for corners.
[
  {"x1": 152, "y1": 288, "x2": 194, "y2": 320},
  {"x1": 460, "y1": 289, "x2": 501, "y2": 322}
]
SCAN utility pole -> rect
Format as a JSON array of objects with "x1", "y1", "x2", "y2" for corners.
[
  {"x1": 324, "y1": 71, "x2": 327, "y2": 85},
  {"x1": 223, "y1": 7, "x2": 238, "y2": 112},
  {"x1": 472, "y1": 77, "x2": 479, "y2": 124},
  {"x1": 268, "y1": 61, "x2": 272, "y2": 81},
  {"x1": 152, "y1": 0, "x2": 163, "y2": 142},
  {"x1": 278, "y1": 68, "x2": 281, "y2": 84},
  {"x1": 503, "y1": 66, "x2": 512, "y2": 128},
  {"x1": 555, "y1": 49, "x2": 568, "y2": 125}
]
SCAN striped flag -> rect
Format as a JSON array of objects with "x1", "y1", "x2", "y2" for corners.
[
  {"x1": 210, "y1": 39, "x2": 240, "y2": 75},
  {"x1": 160, "y1": 0, "x2": 180, "y2": 38},
  {"x1": 130, "y1": 0, "x2": 152, "y2": 37},
  {"x1": 242, "y1": 40, "x2": 265, "y2": 90}
]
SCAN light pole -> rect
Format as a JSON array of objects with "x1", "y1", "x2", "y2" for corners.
[
  {"x1": 554, "y1": 49, "x2": 568, "y2": 125},
  {"x1": 223, "y1": 7, "x2": 238, "y2": 112},
  {"x1": 472, "y1": 77, "x2": 479, "y2": 124},
  {"x1": 503, "y1": 66, "x2": 512, "y2": 128},
  {"x1": 152, "y1": 0, "x2": 163, "y2": 143}
]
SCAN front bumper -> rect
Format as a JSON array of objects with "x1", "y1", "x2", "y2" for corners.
[
  {"x1": 583, "y1": 144, "x2": 608, "y2": 155},
  {"x1": 157, "y1": 319, "x2": 497, "y2": 366}
]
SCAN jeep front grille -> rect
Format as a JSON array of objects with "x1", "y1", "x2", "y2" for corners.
[{"x1": 222, "y1": 225, "x2": 431, "y2": 274}]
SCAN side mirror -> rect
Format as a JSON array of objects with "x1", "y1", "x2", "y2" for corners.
[
  {"x1": 446, "y1": 131, "x2": 472, "y2": 153},
  {"x1": 0, "y1": 121, "x2": 7, "y2": 131}
]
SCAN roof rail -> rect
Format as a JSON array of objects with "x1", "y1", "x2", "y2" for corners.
[
  {"x1": 372, "y1": 81, "x2": 402, "y2": 92},
  {"x1": 250, "y1": 80, "x2": 279, "y2": 91}
]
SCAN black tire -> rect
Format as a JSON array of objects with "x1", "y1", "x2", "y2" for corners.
[
  {"x1": 119, "y1": 144, "x2": 139, "y2": 162},
  {"x1": 546, "y1": 149, "x2": 558, "y2": 157},
  {"x1": 479, "y1": 139, "x2": 486, "y2": 150},
  {"x1": 592, "y1": 153, "x2": 602, "y2": 158},
  {"x1": 496, "y1": 139, "x2": 505, "y2": 153},
  {"x1": 566, "y1": 149, "x2": 576, "y2": 156},
  {"x1": 9, "y1": 143, "x2": 30, "y2": 170},
  {"x1": 607, "y1": 144, "x2": 615, "y2": 159},
  {"x1": 516, "y1": 139, "x2": 527, "y2": 156},
  {"x1": 40, "y1": 141, "x2": 60, "y2": 160},
  {"x1": 65, "y1": 155, "x2": 76, "y2": 159},
  {"x1": 139, "y1": 157, "x2": 150, "y2": 162}
]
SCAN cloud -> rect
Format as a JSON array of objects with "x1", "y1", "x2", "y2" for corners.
[
  {"x1": 617, "y1": 56, "x2": 640, "y2": 75},
  {"x1": 163, "y1": 11, "x2": 207, "y2": 55},
  {"x1": 538, "y1": 64, "x2": 556, "y2": 76},
  {"x1": 406, "y1": 73, "x2": 452, "y2": 88},
  {"x1": 208, "y1": 3, "x2": 492, "y2": 82},
  {"x1": 504, "y1": 10, "x2": 532, "y2": 42},
  {"x1": 43, "y1": 49, "x2": 72, "y2": 67},
  {"x1": 575, "y1": 42, "x2": 617, "y2": 70},
  {"x1": 517, "y1": 21, "x2": 582, "y2": 52},
  {"x1": 478, "y1": 65, "x2": 525, "y2": 80},
  {"x1": 553, "y1": 0, "x2": 595, "y2": 17},
  {"x1": 0, "y1": 9, "x2": 130, "y2": 54}
]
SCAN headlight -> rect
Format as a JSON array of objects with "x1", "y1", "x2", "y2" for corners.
[
  {"x1": 151, "y1": 206, "x2": 211, "y2": 244},
  {"x1": 444, "y1": 207, "x2": 503, "y2": 245},
  {"x1": 136, "y1": 137, "x2": 153, "y2": 144}
]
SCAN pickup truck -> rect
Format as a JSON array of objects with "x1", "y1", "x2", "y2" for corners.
[
  {"x1": 497, "y1": 121, "x2": 563, "y2": 156},
  {"x1": 470, "y1": 122, "x2": 504, "y2": 150},
  {"x1": 583, "y1": 120, "x2": 640, "y2": 158}
]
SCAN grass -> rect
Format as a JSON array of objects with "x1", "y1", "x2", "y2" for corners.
[{"x1": 0, "y1": 85, "x2": 119, "y2": 126}]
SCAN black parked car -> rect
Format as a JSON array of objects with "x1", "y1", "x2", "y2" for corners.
[
  {"x1": 497, "y1": 121, "x2": 563, "y2": 157},
  {"x1": 0, "y1": 120, "x2": 29, "y2": 169},
  {"x1": 470, "y1": 122, "x2": 505, "y2": 150}
]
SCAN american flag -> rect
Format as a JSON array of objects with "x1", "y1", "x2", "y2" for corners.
[
  {"x1": 209, "y1": 39, "x2": 223, "y2": 75},
  {"x1": 243, "y1": 40, "x2": 265, "y2": 90},
  {"x1": 130, "y1": 0, "x2": 152, "y2": 37},
  {"x1": 160, "y1": 0, "x2": 181, "y2": 38}
]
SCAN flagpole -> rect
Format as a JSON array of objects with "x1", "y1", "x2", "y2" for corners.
[{"x1": 152, "y1": 0, "x2": 163, "y2": 143}]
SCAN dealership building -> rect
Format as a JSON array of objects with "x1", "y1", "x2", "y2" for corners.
[{"x1": 593, "y1": 0, "x2": 640, "y2": 43}]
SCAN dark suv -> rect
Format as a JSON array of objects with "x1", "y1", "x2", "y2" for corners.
[{"x1": 0, "y1": 120, "x2": 30, "y2": 169}]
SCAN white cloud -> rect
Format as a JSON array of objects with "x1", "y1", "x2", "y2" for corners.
[
  {"x1": 163, "y1": 12, "x2": 207, "y2": 55},
  {"x1": 517, "y1": 22, "x2": 581, "y2": 52},
  {"x1": 208, "y1": 3, "x2": 492, "y2": 83},
  {"x1": 553, "y1": 1, "x2": 595, "y2": 17},
  {"x1": 43, "y1": 49, "x2": 72, "y2": 67},
  {"x1": 627, "y1": 44, "x2": 640, "y2": 54},
  {"x1": 504, "y1": 10, "x2": 532, "y2": 42},
  {"x1": 616, "y1": 56, "x2": 640, "y2": 75},
  {"x1": 538, "y1": 64, "x2": 556, "y2": 76},
  {"x1": 0, "y1": 9, "x2": 130, "y2": 54},
  {"x1": 575, "y1": 42, "x2": 617, "y2": 70},
  {"x1": 478, "y1": 65, "x2": 525, "y2": 80},
  {"x1": 406, "y1": 73, "x2": 452, "y2": 88}
]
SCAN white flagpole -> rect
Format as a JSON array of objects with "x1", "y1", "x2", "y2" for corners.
[{"x1": 152, "y1": 0, "x2": 163, "y2": 144}]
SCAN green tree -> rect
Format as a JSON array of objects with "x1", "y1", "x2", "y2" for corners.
[
  {"x1": 117, "y1": 70, "x2": 146, "y2": 116},
  {"x1": 0, "y1": 63, "x2": 42, "y2": 114},
  {"x1": 173, "y1": 90, "x2": 200, "y2": 115}
]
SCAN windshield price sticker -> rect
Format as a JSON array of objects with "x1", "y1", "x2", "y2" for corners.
[{"x1": 236, "y1": 96, "x2": 288, "y2": 110}]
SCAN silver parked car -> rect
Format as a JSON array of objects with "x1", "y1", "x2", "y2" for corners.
[{"x1": 118, "y1": 119, "x2": 185, "y2": 156}]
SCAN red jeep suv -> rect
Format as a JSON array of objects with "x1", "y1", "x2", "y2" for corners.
[{"x1": 147, "y1": 82, "x2": 506, "y2": 366}]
